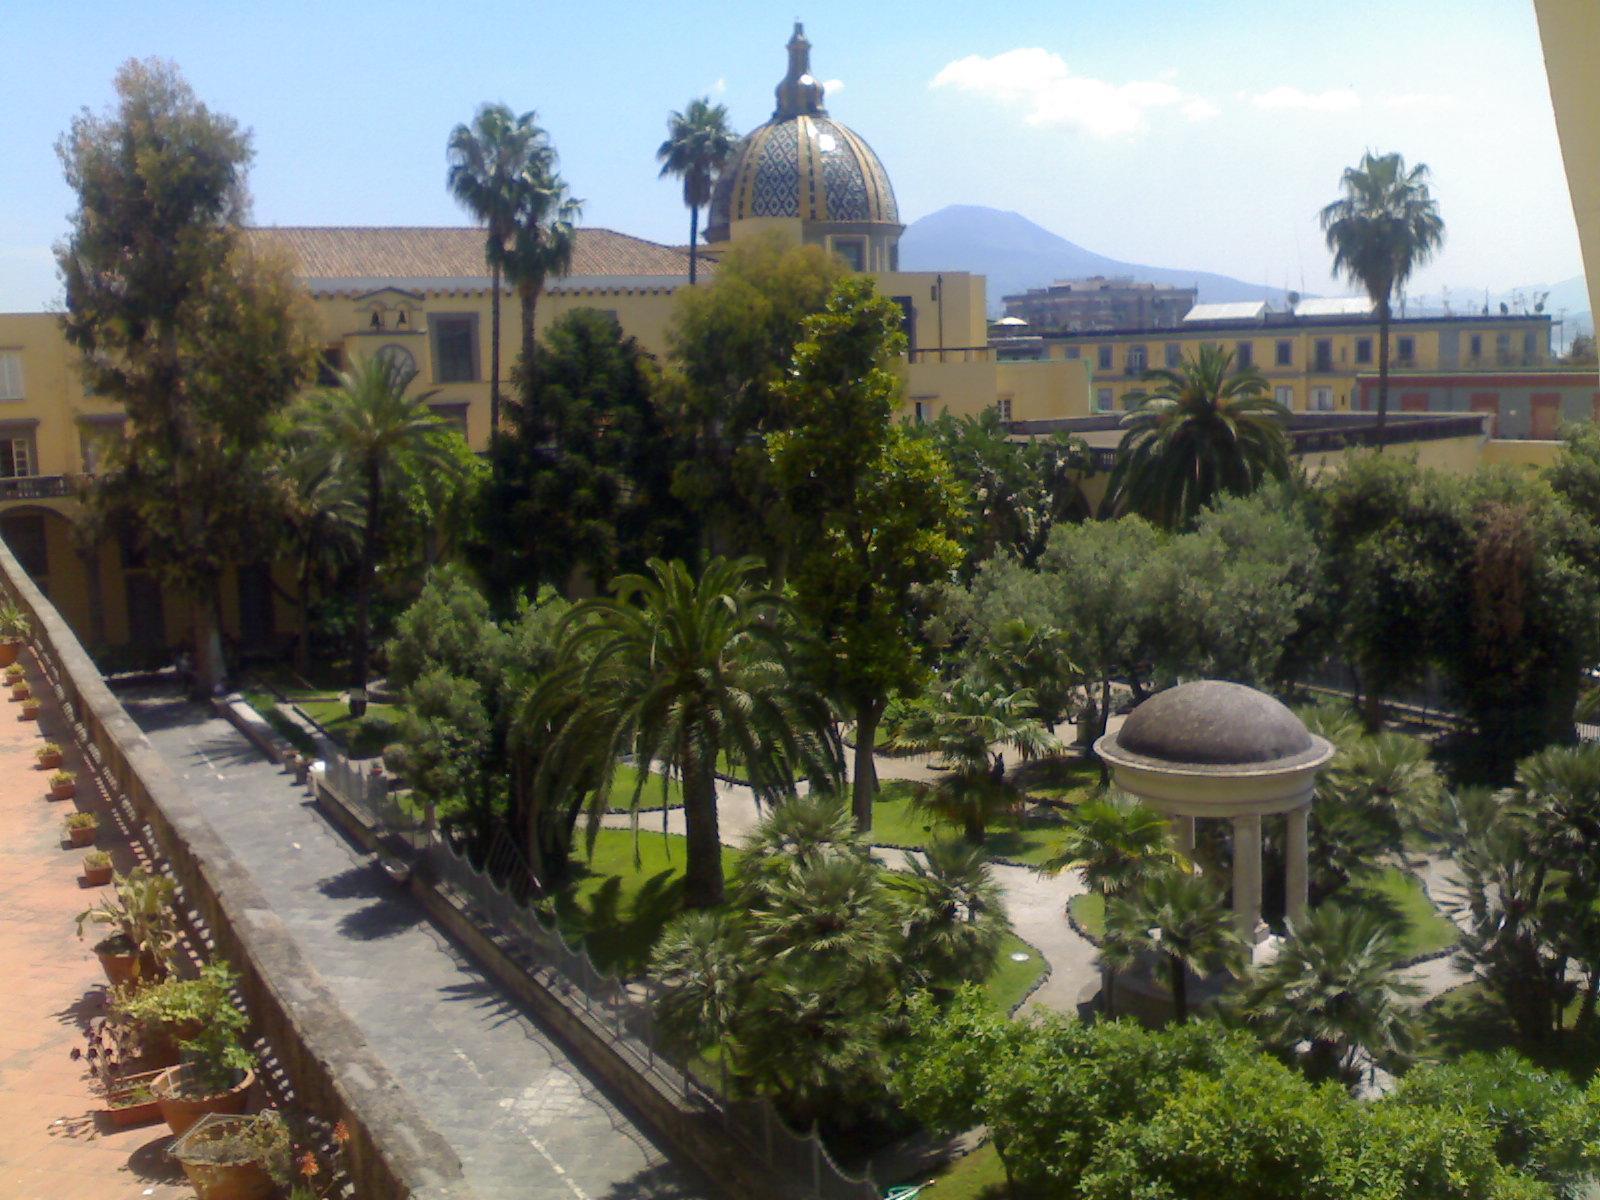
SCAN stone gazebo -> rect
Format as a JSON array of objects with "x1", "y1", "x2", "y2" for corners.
[{"x1": 1094, "y1": 680, "x2": 1335, "y2": 942}]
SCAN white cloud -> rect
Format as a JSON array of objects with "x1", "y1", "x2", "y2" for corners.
[
  {"x1": 1382, "y1": 92, "x2": 1455, "y2": 112},
  {"x1": 822, "y1": 78, "x2": 844, "y2": 96},
  {"x1": 711, "y1": 77, "x2": 726, "y2": 95},
  {"x1": 930, "y1": 48, "x2": 1209, "y2": 139},
  {"x1": 1249, "y1": 86, "x2": 1361, "y2": 113}
]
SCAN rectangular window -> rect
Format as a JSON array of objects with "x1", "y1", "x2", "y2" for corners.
[
  {"x1": 833, "y1": 239, "x2": 865, "y2": 271},
  {"x1": 1311, "y1": 387, "x2": 1334, "y2": 412},
  {"x1": 892, "y1": 296, "x2": 916, "y2": 355},
  {"x1": 1274, "y1": 386, "x2": 1294, "y2": 409},
  {"x1": 430, "y1": 314, "x2": 479, "y2": 383},
  {"x1": 1235, "y1": 342, "x2": 1253, "y2": 370},
  {"x1": 1097, "y1": 345, "x2": 1113, "y2": 370},
  {"x1": 1164, "y1": 342, "x2": 1182, "y2": 368},
  {"x1": 996, "y1": 398, "x2": 1013, "y2": 421},
  {"x1": 0, "y1": 437, "x2": 32, "y2": 477},
  {"x1": 1096, "y1": 387, "x2": 1114, "y2": 412},
  {"x1": 0, "y1": 353, "x2": 22, "y2": 401},
  {"x1": 1397, "y1": 336, "x2": 1416, "y2": 362},
  {"x1": 1275, "y1": 340, "x2": 1293, "y2": 366},
  {"x1": 1126, "y1": 345, "x2": 1146, "y2": 374},
  {"x1": 1469, "y1": 334, "x2": 1482, "y2": 358},
  {"x1": 1355, "y1": 337, "x2": 1373, "y2": 364},
  {"x1": 1524, "y1": 331, "x2": 1538, "y2": 359},
  {"x1": 427, "y1": 402, "x2": 470, "y2": 438},
  {"x1": 1065, "y1": 346, "x2": 1081, "y2": 360},
  {"x1": 1314, "y1": 339, "x2": 1334, "y2": 372},
  {"x1": 316, "y1": 345, "x2": 345, "y2": 386},
  {"x1": 913, "y1": 400, "x2": 930, "y2": 425}
]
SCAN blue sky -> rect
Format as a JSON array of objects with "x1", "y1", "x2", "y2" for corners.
[{"x1": 0, "y1": 0, "x2": 1581, "y2": 311}]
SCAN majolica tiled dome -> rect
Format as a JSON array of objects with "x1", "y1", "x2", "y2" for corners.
[{"x1": 704, "y1": 24, "x2": 899, "y2": 243}]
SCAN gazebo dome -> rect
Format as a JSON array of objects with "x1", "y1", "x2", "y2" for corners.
[
  {"x1": 704, "y1": 23, "x2": 900, "y2": 257},
  {"x1": 1113, "y1": 680, "x2": 1320, "y2": 769}
]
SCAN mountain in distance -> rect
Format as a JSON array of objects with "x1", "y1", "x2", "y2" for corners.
[{"x1": 899, "y1": 205, "x2": 1296, "y2": 312}]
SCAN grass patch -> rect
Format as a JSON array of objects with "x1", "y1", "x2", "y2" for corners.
[
  {"x1": 1011, "y1": 756, "x2": 1101, "y2": 805},
  {"x1": 1067, "y1": 866, "x2": 1456, "y2": 961},
  {"x1": 297, "y1": 698, "x2": 403, "y2": 759},
  {"x1": 871, "y1": 780, "x2": 1069, "y2": 866},
  {"x1": 242, "y1": 690, "x2": 318, "y2": 757},
  {"x1": 907, "y1": 1141, "x2": 1015, "y2": 1200},
  {"x1": 1424, "y1": 982, "x2": 1600, "y2": 1082},
  {"x1": 986, "y1": 934, "x2": 1048, "y2": 1012},
  {"x1": 608, "y1": 763, "x2": 685, "y2": 811}
]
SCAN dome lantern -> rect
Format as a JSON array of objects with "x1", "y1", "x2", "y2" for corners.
[{"x1": 775, "y1": 22, "x2": 826, "y2": 118}]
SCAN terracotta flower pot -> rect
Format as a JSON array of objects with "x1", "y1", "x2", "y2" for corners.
[
  {"x1": 0, "y1": 641, "x2": 18, "y2": 668},
  {"x1": 179, "y1": 1157, "x2": 276, "y2": 1200},
  {"x1": 36, "y1": 750, "x2": 62, "y2": 770},
  {"x1": 10, "y1": 683, "x2": 28, "y2": 701},
  {"x1": 67, "y1": 824, "x2": 97, "y2": 848},
  {"x1": 83, "y1": 861, "x2": 114, "y2": 887},
  {"x1": 93, "y1": 936, "x2": 158, "y2": 989},
  {"x1": 51, "y1": 781, "x2": 76, "y2": 801},
  {"x1": 152, "y1": 1065, "x2": 254, "y2": 1137},
  {"x1": 98, "y1": 1070, "x2": 167, "y2": 1129},
  {"x1": 20, "y1": 702, "x2": 40, "y2": 721}
]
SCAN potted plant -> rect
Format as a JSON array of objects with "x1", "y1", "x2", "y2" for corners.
[
  {"x1": 82, "y1": 849, "x2": 114, "y2": 886},
  {"x1": 347, "y1": 688, "x2": 368, "y2": 718},
  {"x1": 50, "y1": 769, "x2": 77, "y2": 800},
  {"x1": 4, "y1": 663, "x2": 23, "y2": 687},
  {"x1": 20, "y1": 695, "x2": 40, "y2": 721},
  {"x1": 151, "y1": 1015, "x2": 257, "y2": 1136},
  {"x1": 10, "y1": 679, "x2": 28, "y2": 704},
  {"x1": 70, "y1": 1014, "x2": 165, "y2": 1127},
  {"x1": 113, "y1": 962, "x2": 241, "y2": 1069},
  {"x1": 36, "y1": 740, "x2": 62, "y2": 770},
  {"x1": 64, "y1": 810, "x2": 98, "y2": 847},
  {"x1": 285, "y1": 1118, "x2": 351, "y2": 1200},
  {"x1": 0, "y1": 600, "x2": 28, "y2": 667},
  {"x1": 170, "y1": 1110, "x2": 289, "y2": 1200},
  {"x1": 77, "y1": 866, "x2": 178, "y2": 987}
]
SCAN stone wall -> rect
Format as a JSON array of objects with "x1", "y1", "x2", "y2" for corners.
[{"x1": 0, "y1": 540, "x2": 475, "y2": 1200}]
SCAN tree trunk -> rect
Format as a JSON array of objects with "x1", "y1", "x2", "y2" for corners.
[
  {"x1": 1375, "y1": 296, "x2": 1391, "y2": 448},
  {"x1": 682, "y1": 750, "x2": 725, "y2": 909},
  {"x1": 852, "y1": 700, "x2": 884, "y2": 833},
  {"x1": 1577, "y1": 970, "x2": 1600, "y2": 1035},
  {"x1": 689, "y1": 207, "x2": 699, "y2": 286},
  {"x1": 1095, "y1": 676, "x2": 1113, "y2": 786},
  {"x1": 192, "y1": 589, "x2": 225, "y2": 697},
  {"x1": 353, "y1": 462, "x2": 382, "y2": 692},
  {"x1": 1169, "y1": 953, "x2": 1188, "y2": 1023},
  {"x1": 295, "y1": 561, "x2": 313, "y2": 679},
  {"x1": 519, "y1": 280, "x2": 538, "y2": 380},
  {"x1": 489, "y1": 260, "x2": 503, "y2": 439}
]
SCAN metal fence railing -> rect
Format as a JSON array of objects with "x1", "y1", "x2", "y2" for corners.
[{"x1": 317, "y1": 754, "x2": 878, "y2": 1200}]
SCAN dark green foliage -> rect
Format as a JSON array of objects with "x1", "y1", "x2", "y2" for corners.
[
  {"x1": 388, "y1": 669, "x2": 492, "y2": 827},
  {"x1": 476, "y1": 309, "x2": 694, "y2": 601},
  {"x1": 384, "y1": 564, "x2": 504, "y2": 691},
  {"x1": 1105, "y1": 867, "x2": 1247, "y2": 1023}
]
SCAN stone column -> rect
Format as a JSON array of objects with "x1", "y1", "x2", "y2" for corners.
[
  {"x1": 1285, "y1": 805, "x2": 1309, "y2": 927},
  {"x1": 1231, "y1": 812, "x2": 1262, "y2": 943},
  {"x1": 1171, "y1": 814, "x2": 1196, "y2": 856}
]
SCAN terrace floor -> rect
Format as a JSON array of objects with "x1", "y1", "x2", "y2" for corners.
[{"x1": 0, "y1": 655, "x2": 190, "y2": 1200}]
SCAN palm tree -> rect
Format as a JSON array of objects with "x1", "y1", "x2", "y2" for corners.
[
  {"x1": 446, "y1": 103, "x2": 548, "y2": 437},
  {"x1": 1105, "y1": 867, "x2": 1246, "y2": 1023},
  {"x1": 505, "y1": 157, "x2": 582, "y2": 378},
  {"x1": 1319, "y1": 151, "x2": 1445, "y2": 440},
  {"x1": 527, "y1": 557, "x2": 840, "y2": 908},
  {"x1": 1105, "y1": 344, "x2": 1290, "y2": 530},
  {"x1": 656, "y1": 97, "x2": 736, "y2": 286},
  {"x1": 1038, "y1": 793, "x2": 1183, "y2": 898},
  {"x1": 734, "y1": 791, "x2": 864, "y2": 898},
  {"x1": 896, "y1": 838, "x2": 1012, "y2": 990},
  {"x1": 900, "y1": 680, "x2": 1057, "y2": 844},
  {"x1": 301, "y1": 355, "x2": 463, "y2": 694},
  {"x1": 1238, "y1": 903, "x2": 1420, "y2": 1085},
  {"x1": 277, "y1": 439, "x2": 362, "y2": 677},
  {"x1": 648, "y1": 910, "x2": 750, "y2": 1051}
]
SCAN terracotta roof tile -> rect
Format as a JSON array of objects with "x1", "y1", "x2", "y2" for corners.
[{"x1": 246, "y1": 226, "x2": 706, "y2": 284}]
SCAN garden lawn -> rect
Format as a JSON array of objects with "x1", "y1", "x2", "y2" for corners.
[
  {"x1": 608, "y1": 763, "x2": 685, "y2": 811},
  {"x1": 905, "y1": 1142, "x2": 1012, "y2": 1200},
  {"x1": 1067, "y1": 866, "x2": 1457, "y2": 961},
  {"x1": 871, "y1": 780, "x2": 1070, "y2": 866},
  {"x1": 242, "y1": 690, "x2": 318, "y2": 757},
  {"x1": 1423, "y1": 982, "x2": 1600, "y2": 1082},
  {"x1": 297, "y1": 698, "x2": 404, "y2": 758},
  {"x1": 986, "y1": 934, "x2": 1048, "y2": 1013}
]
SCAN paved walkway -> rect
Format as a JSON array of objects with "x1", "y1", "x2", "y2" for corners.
[
  {"x1": 121, "y1": 686, "x2": 710, "y2": 1200},
  {"x1": 0, "y1": 658, "x2": 190, "y2": 1200}
]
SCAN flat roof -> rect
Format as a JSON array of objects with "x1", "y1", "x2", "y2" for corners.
[{"x1": 1038, "y1": 311, "x2": 1552, "y2": 340}]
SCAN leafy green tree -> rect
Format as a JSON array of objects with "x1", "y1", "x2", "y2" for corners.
[
  {"x1": 1104, "y1": 344, "x2": 1290, "y2": 531},
  {"x1": 896, "y1": 838, "x2": 1011, "y2": 990},
  {"x1": 475, "y1": 308, "x2": 693, "y2": 601},
  {"x1": 768, "y1": 278, "x2": 967, "y2": 829},
  {"x1": 1105, "y1": 867, "x2": 1248, "y2": 1023},
  {"x1": 527, "y1": 557, "x2": 839, "y2": 906},
  {"x1": 899, "y1": 680, "x2": 1056, "y2": 843},
  {"x1": 916, "y1": 409, "x2": 1091, "y2": 570},
  {"x1": 1039, "y1": 793, "x2": 1182, "y2": 897},
  {"x1": 504, "y1": 150, "x2": 581, "y2": 373},
  {"x1": 1237, "y1": 903, "x2": 1420, "y2": 1086},
  {"x1": 384, "y1": 564, "x2": 506, "y2": 692},
  {"x1": 58, "y1": 59, "x2": 315, "y2": 692},
  {"x1": 1319, "y1": 151, "x2": 1445, "y2": 437},
  {"x1": 959, "y1": 617, "x2": 1079, "y2": 728},
  {"x1": 300, "y1": 355, "x2": 465, "y2": 694},
  {"x1": 656, "y1": 97, "x2": 736, "y2": 286},
  {"x1": 388, "y1": 668, "x2": 492, "y2": 827},
  {"x1": 447, "y1": 103, "x2": 549, "y2": 434},
  {"x1": 664, "y1": 231, "x2": 844, "y2": 571}
]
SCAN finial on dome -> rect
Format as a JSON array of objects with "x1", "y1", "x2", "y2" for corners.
[{"x1": 774, "y1": 21, "x2": 826, "y2": 118}]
